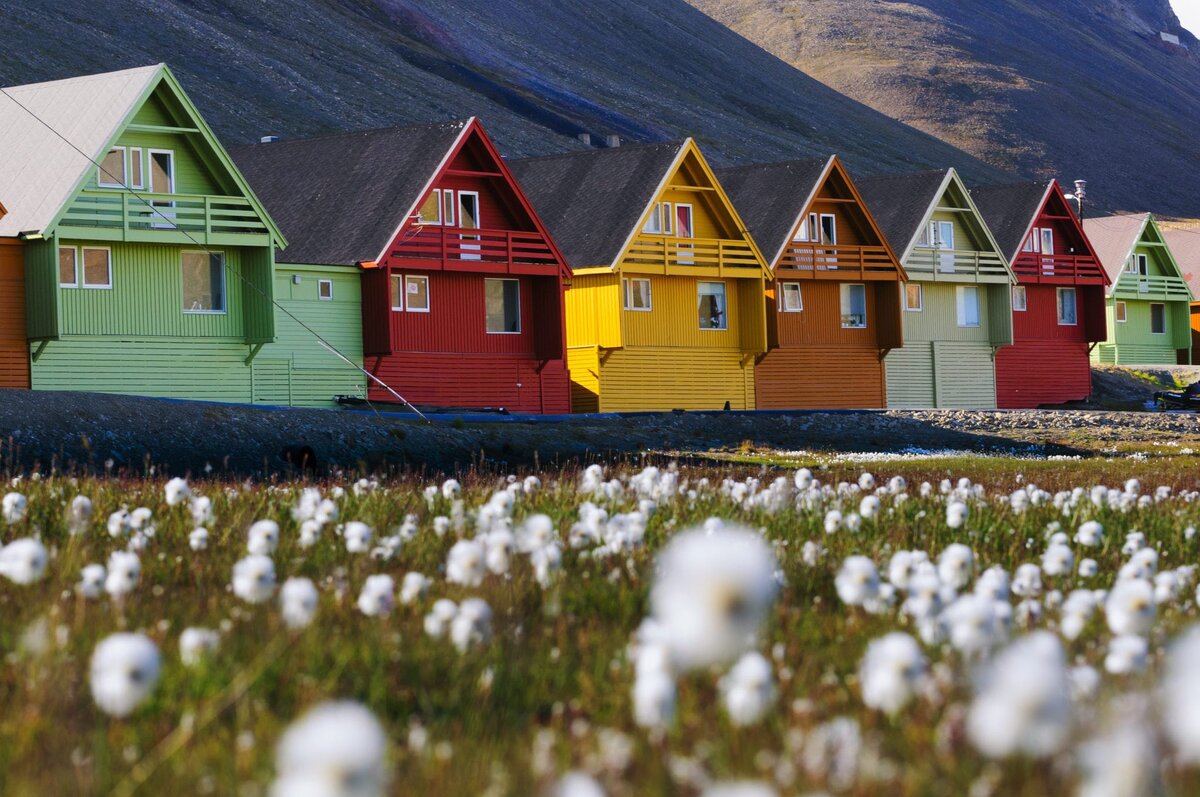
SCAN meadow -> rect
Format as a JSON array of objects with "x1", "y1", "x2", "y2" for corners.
[{"x1": 2, "y1": 450, "x2": 1200, "y2": 796}]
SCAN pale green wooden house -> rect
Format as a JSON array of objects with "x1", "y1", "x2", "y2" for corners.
[
  {"x1": 1084, "y1": 213, "x2": 1193, "y2": 365},
  {"x1": 859, "y1": 169, "x2": 1015, "y2": 408}
]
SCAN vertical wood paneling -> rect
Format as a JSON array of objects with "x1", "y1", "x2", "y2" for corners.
[
  {"x1": 22, "y1": 238, "x2": 59, "y2": 341},
  {"x1": 996, "y1": 341, "x2": 1091, "y2": 408},
  {"x1": 774, "y1": 280, "x2": 880, "y2": 346},
  {"x1": 386, "y1": 270, "x2": 540, "y2": 355},
  {"x1": 565, "y1": 273, "x2": 622, "y2": 349},
  {"x1": 756, "y1": 346, "x2": 884, "y2": 409},
  {"x1": 885, "y1": 345, "x2": 936, "y2": 408},
  {"x1": 567, "y1": 346, "x2": 600, "y2": 413},
  {"x1": 367, "y1": 353, "x2": 569, "y2": 413},
  {"x1": 900, "y1": 283, "x2": 994, "y2": 342},
  {"x1": 598, "y1": 347, "x2": 754, "y2": 412},
  {"x1": 623, "y1": 274, "x2": 743, "y2": 349},
  {"x1": 0, "y1": 240, "x2": 29, "y2": 388},
  {"x1": 1011, "y1": 284, "x2": 1088, "y2": 342},
  {"x1": 885, "y1": 341, "x2": 996, "y2": 408}
]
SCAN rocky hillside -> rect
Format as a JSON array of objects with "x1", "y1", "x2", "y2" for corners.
[
  {"x1": 0, "y1": 0, "x2": 1005, "y2": 183},
  {"x1": 688, "y1": 0, "x2": 1200, "y2": 217}
]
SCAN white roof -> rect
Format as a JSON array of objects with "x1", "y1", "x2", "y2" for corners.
[{"x1": 0, "y1": 64, "x2": 161, "y2": 237}]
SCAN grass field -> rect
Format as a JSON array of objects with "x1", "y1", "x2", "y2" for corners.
[{"x1": 2, "y1": 450, "x2": 1200, "y2": 795}]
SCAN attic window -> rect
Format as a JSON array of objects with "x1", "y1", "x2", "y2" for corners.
[
  {"x1": 418, "y1": 190, "x2": 442, "y2": 225},
  {"x1": 1131, "y1": 254, "x2": 1149, "y2": 276},
  {"x1": 318, "y1": 279, "x2": 333, "y2": 301},
  {"x1": 98, "y1": 146, "x2": 127, "y2": 188}
]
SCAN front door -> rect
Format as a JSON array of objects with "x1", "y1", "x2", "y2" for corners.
[
  {"x1": 148, "y1": 150, "x2": 176, "y2": 229},
  {"x1": 458, "y1": 191, "x2": 480, "y2": 260},
  {"x1": 676, "y1": 203, "x2": 694, "y2": 265}
]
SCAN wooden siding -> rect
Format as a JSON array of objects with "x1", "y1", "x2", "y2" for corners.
[
  {"x1": 386, "y1": 270, "x2": 541, "y2": 355},
  {"x1": 886, "y1": 341, "x2": 996, "y2": 408},
  {"x1": 567, "y1": 346, "x2": 600, "y2": 413},
  {"x1": 0, "y1": 240, "x2": 29, "y2": 388},
  {"x1": 23, "y1": 238, "x2": 60, "y2": 341},
  {"x1": 595, "y1": 347, "x2": 755, "y2": 412},
  {"x1": 756, "y1": 345, "x2": 884, "y2": 409},
  {"x1": 996, "y1": 340, "x2": 1091, "y2": 408},
  {"x1": 773, "y1": 280, "x2": 880, "y2": 347},
  {"x1": 899, "y1": 283, "x2": 1001, "y2": 343},
  {"x1": 565, "y1": 273, "x2": 623, "y2": 349},
  {"x1": 366, "y1": 353, "x2": 569, "y2": 413},
  {"x1": 624, "y1": 274, "x2": 747, "y2": 349},
  {"x1": 256, "y1": 264, "x2": 366, "y2": 407}
]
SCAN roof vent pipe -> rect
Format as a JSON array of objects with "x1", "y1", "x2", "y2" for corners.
[
  {"x1": 605, "y1": 135, "x2": 620, "y2": 148},
  {"x1": 577, "y1": 132, "x2": 591, "y2": 146},
  {"x1": 260, "y1": 135, "x2": 280, "y2": 144}
]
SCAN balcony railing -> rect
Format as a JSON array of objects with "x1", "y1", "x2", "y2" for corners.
[
  {"x1": 387, "y1": 226, "x2": 558, "y2": 272},
  {"x1": 775, "y1": 244, "x2": 895, "y2": 280},
  {"x1": 904, "y1": 247, "x2": 1010, "y2": 281},
  {"x1": 1113, "y1": 273, "x2": 1194, "y2": 301},
  {"x1": 1011, "y1": 252, "x2": 1106, "y2": 284},
  {"x1": 621, "y1": 234, "x2": 762, "y2": 277},
  {"x1": 58, "y1": 190, "x2": 272, "y2": 245}
]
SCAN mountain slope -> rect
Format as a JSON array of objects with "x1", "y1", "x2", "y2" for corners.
[
  {"x1": 0, "y1": 0, "x2": 1007, "y2": 185},
  {"x1": 687, "y1": 0, "x2": 1200, "y2": 216}
]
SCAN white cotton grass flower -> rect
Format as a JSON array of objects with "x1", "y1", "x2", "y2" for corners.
[
  {"x1": 280, "y1": 577, "x2": 319, "y2": 629},
  {"x1": 399, "y1": 572, "x2": 430, "y2": 605},
  {"x1": 1079, "y1": 558, "x2": 1099, "y2": 578},
  {"x1": 423, "y1": 599, "x2": 458, "y2": 639},
  {"x1": 0, "y1": 537, "x2": 48, "y2": 585},
  {"x1": 719, "y1": 650, "x2": 776, "y2": 726},
  {"x1": 271, "y1": 701, "x2": 388, "y2": 797},
  {"x1": 179, "y1": 627, "x2": 220, "y2": 666},
  {"x1": 190, "y1": 495, "x2": 214, "y2": 526},
  {"x1": 298, "y1": 520, "x2": 321, "y2": 547},
  {"x1": 937, "y1": 544, "x2": 973, "y2": 590},
  {"x1": 484, "y1": 529, "x2": 514, "y2": 575},
  {"x1": 859, "y1": 632, "x2": 925, "y2": 717},
  {"x1": 90, "y1": 632, "x2": 162, "y2": 718},
  {"x1": 531, "y1": 542, "x2": 563, "y2": 587},
  {"x1": 68, "y1": 495, "x2": 93, "y2": 534},
  {"x1": 835, "y1": 556, "x2": 879, "y2": 607},
  {"x1": 232, "y1": 554, "x2": 276, "y2": 604},
  {"x1": 967, "y1": 631, "x2": 1071, "y2": 759},
  {"x1": 1076, "y1": 711, "x2": 1164, "y2": 797},
  {"x1": 1011, "y1": 562, "x2": 1042, "y2": 597},
  {"x1": 164, "y1": 477, "x2": 190, "y2": 506},
  {"x1": 1041, "y1": 543, "x2": 1074, "y2": 577},
  {"x1": 1105, "y1": 578, "x2": 1155, "y2": 636},
  {"x1": 449, "y1": 597, "x2": 493, "y2": 652},
  {"x1": 1161, "y1": 627, "x2": 1200, "y2": 764},
  {"x1": 446, "y1": 539, "x2": 487, "y2": 587},
  {"x1": 553, "y1": 772, "x2": 606, "y2": 797},
  {"x1": 1104, "y1": 635, "x2": 1149, "y2": 675},
  {"x1": 633, "y1": 643, "x2": 676, "y2": 729},
  {"x1": 357, "y1": 575, "x2": 395, "y2": 618},
  {"x1": 648, "y1": 523, "x2": 779, "y2": 671},
  {"x1": 344, "y1": 521, "x2": 373, "y2": 554},
  {"x1": 247, "y1": 520, "x2": 280, "y2": 555},
  {"x1": 189, "y1": 527, "x2": 209, "y2": 551},
  {"x1": 859, "y1": 494, "x2": 880, "y2": 520},
  {"x1": 886, "y1": 550, "x2": 923, "y2": 591},
  {"x1": 944, "y1": 594, "x2": 1004, "y2": 656},
  {"x1": 1075, "y1": 520, "x2": 1103, "y2": 547},
  {"x1": 946, "y1": 500, "x2": 968, "y2": 529},
  {"x1": 104, "y1": 551, "x2": 140, "y2": 598},
  {"x1": 441, "y1": 479, "x2": 462, "y2": 501},
  {"x1": 2, "y1": 491, "x2": 28, "y2": 524},
  {"x1": 700, "y1": 783, "x2": 779, "y2": 797},
  {"x1": 107, "y1": 509, "x2": 131, "y2": 537},
  {"x1": 128, "y1": 507, "x2": 152, "y2": 531},
  {"x1": 78, "y1": 564, "x2": 106, "y2": 599}
]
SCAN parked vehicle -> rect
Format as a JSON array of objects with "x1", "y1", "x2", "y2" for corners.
[{"x1": 1154, "y1": 381, "x2": 1200, "y2": 411}]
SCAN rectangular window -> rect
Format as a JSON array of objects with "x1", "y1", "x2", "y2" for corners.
[
  {"x1": 390, "y1": 274, "x2": 403, "y2": 310},
  {"x1": 1022, "y1": 230, "x2": 1036, "y2": 253},
  {"x1": 956, "y1": 285, "x2": 981, "y2": 327},
  {"x1": 819, "y1": 214, "x2": 837, "y2": 245},
  {"x1": 795, "y1": 213, "x2": 818, "y2": 242},
  {"x1": 1134, "y1": 253, "x2": 1149, "y2": 276},
  {"x1": 1056, "y1": 287, "x2": 1077, "y2": 326},
  {"x1": 181, "y1": 251, "x2": 225, "y2": 313},
  {"x1": 1041, "y1": 228, "x2": 1055, "y2": 255},
  {"x1": 780, "y1": 282, "x2": 803, "y2": 312},
  {"x1": 442, "y1": 190, "x2": 455, "y2": 227},
  {"x1": 1115, "y1": 301, "x2": 1127, "y2": 323},
  {"x1": 58, "y1": 246, "x2": 78, "y2": 287},
  {"x1": 697, "y1": 281, "x2": 727, "y2": 330},
  {"x1": 840, "y1": 283, "x2": 867, "y2": 328},
  {"x1": 642, "y1": 202, "x2": 663, "y2": 234},
  {"x1": 98, "y1": 146, "x2": 126, "y2": 187},
  {"x1": 937, "y1": 221, "x2": 956, "y2": 272},
  {"x1": 318, "y1": 279, "x2": 333, "y2": 301},
  {"x1": 405, "y1": 275, "x2": 430, "y2": 312},
  {"x1": 1012, "y1": 285, "x2": 1027, "y2": 312},
  {"x1": 485, "y1": 278, "x2": 520, "y2": 333},
  {"x1": 905, "y1": 282, "x2": 923, "y2": 311},
  {"x1": 128, "y1": 147, "x2": 143, "y2": 189},
  {"x1": 418, "y1": 189, "x2": 442, "y2": 225},
  {"x1": 81, "y1": 247, "x2": 112, "y2": 289},
  {"x1": 1150, "y1": 303, "x2": 1166, "y2": 334},
  {"x1": 661, "y1": 202, "x2": 673, "y2": 235},
  {"x1": 623, "y1": 277, "x2": 652, "y2": 311}
]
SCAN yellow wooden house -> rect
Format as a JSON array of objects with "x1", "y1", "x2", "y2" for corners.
[{"x1": 511, "y1": 139, "x2": 770, "y2": 412}]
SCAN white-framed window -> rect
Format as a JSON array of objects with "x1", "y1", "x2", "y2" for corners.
[
  {"x1": 58, "y1": 245, "x2": 78, "y2": 288},
  {"x1": 98, "y1": 146, "x2": 127, "y2": 188},
  {"x1": 1132, "y1": 253, "x2": 1149, "y2": 276},
  {"x1": 840, "y1": 283, "x2": 867, "y2": 328},
  {"x1": 1023, "y1": 227, "x2": 1042, "y2": 253},
  {"x1": 819, "y1": 214, "x2": 837, "y2": 245},
  {"x1": 623, "y1": 277, "x2": 652, "y2": 311},
  {"x1": 1056, "y1": 287, "x2": 1077, "y2": 326},
  {"x1": 795, "y1": 212, "x2": 818, "y2": 242},
  {"x1": 956, "y1": 285, "x2": 981, "y2": 327},
  {"x1": 318, "y1": 279, "x2": 333, "y2": 301},
  {"x1": 1041, "y1": 228, "x2": 1055, "y2": 256},
  {"x1": 81, "y1": 247, "x2": 112, "y2": 289},
  {"x1": 661, "y1": 202, "x2": 674, "y2": 235},
  {"x1": 128, "y1": 147, "x2": 144, "y2": 189},
  {"x1": 1115, "y1": 301, "x2": 1127, "y2": 323},
  {"x1": 905, "y1": 282, "x2": 923, "y2": 312},
  {"x1": 485, "y1": 278, "x2": 520, "y2": 333},
  {"x1": 780, "y1": 281, "x2": 803, "y2": 312},
  {"x1": 642, "y1": 202, "x2": 669, "y2": 234},
  {"x1": 406, "y1": 275, "x2": 430, "y2": 312},
  {"x1": 697, "y1": 281, "x2": 727, "y2": 330},
  {"x1": 1150, "y1": 302, "x2": 1166, "y2": 335},
  {"x1": 181, "y1": 251, "x2": 225, "y2": 313},
  {"x1": 390, "y1": 274, "x2": 404, "y2": 310},
  {"x1": 1012, "y1": 285, "x2": 1027, "y2": 312},
  {"x1": 418, "y1": 189, "x2": 443, "y2": 225}
]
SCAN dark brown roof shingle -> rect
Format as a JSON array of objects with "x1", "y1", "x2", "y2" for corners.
[{"x1": 715, "y1": 157, "x2": 830, "y2": 265}]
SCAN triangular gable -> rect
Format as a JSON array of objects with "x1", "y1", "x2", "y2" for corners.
[
  {"x1": 901, "y1": 170, "x2": 1015, "y2": 283},
  {"x1": 1142, "y1": 215, "x2": 1194, "y2": 299},
  {"x1": 38, "y1": 64, "x2": 285, "y2": 246},
  {"x1": 378, "y1": 118, "x2": 570, "y2": 281},
  {"x1": 1033, "y1": 182, "x2": 1108, "y2": 286}
]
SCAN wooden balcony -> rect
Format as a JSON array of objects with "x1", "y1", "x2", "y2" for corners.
[
  {"x1": 904, "y1": 248, "x2": 1011, "y2": 283},
  {"x1": 1113, "y1": 272, "x2": 1194, "y2": 301},
  {"x1": 620, "y1": 234, "x2": 763, "y2": 278},
  {"x1": 386, "y1": 226, "x2": 560, "y2": 276},
  {"x1": 1011, "y1": 252, "x2": 1107, "y2": 285},
  {"x1": 774, "y1": 244, "x2": 896, "y2": 281},
  {"x1": 58, "y1": 190, "x2": 272, "y2": 246}
]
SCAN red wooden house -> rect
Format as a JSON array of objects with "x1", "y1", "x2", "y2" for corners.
[
  {"x1": 973, "y1": 180, "x2": 1108, "y2": 408},
  {"x1": 234, "y1": 118, "x2": 571, "y2": 413}
]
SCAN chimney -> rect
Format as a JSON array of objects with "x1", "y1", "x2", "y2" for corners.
[
  {"x1": 260, "y1": 135, "x2": 280, "y2": 144},
  {"x1": 605, "y1": 135, "x2": 620, "y2": 148},
  {"x1": 577, "y1": 132, "x2": 592, "y2": 146}
]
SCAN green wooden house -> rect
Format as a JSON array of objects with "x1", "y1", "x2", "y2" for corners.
[
  {"x1": 858, "y1": 169, "x2": 1015, "y2": 408},
  {"x1": 1084, "y1": 213, "x2": 1194, "y2": 365},
  {"x1": 0, "y1": 64, "x2": 348, "y2": 404}
]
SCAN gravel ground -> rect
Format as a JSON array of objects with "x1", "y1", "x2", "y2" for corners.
[{"x1": 4, "y1": 387, "x2": 1197, "y2": 477}]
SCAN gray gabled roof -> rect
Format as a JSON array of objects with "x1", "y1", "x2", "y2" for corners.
[
  {"x1": 1162, "y1": 226, "x2": 1200, "y2": 299},
  {"x1": 230, "y1": 120, "x2": 468, "y2": 266},
  {"x1": 970, "y1": 180, "x2": 1052, "y2": 262},
  {"x1": 0, "y1": 64, "x2": 161, "y2": 237},
  {"x1": 855, "y1": 170, "x2": 949, "y2": 255},
  {"x1": 715, "y1": 156, "x2": 831, "y2": 267},
  {"x1": 1082, "y1": 212, "x2": 1148, "y2": 286},
  {"x1": 508, "y1": 141, "x2": 683, "y2": 269}
]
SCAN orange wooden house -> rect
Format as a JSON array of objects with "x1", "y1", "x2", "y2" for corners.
[
  {"x1": 718, "y1": 156, "x2": 905, "y2": 408},
  {"x1": 0, "y1": 200, "x2": 28, "y2": 389}
]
